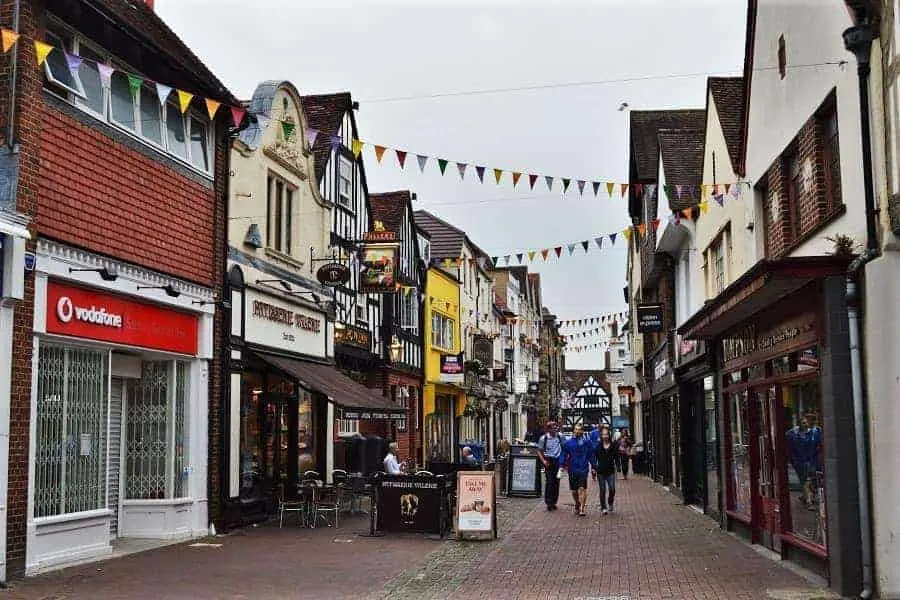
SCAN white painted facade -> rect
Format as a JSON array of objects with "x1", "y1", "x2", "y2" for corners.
[
  {"x1": 745, "y1": 0, "x2": 866, "y2": 258},
  {"x1": 26, "y1": 240, "x2": 215, "y2": 574}
]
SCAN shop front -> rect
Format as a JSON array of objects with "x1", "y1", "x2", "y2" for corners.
[
  {"x1": 223, "y1": 273, "x2": 404, "y2": 526},
  {"x1": 424, "y1": 353, "x2": 465, "y2": 465},
  {"x1": 29, "y1": 241, "x2": 214, "y2": 573},
  {"x1": 679, "y1": 257, "x2": 861, "y2": 592},
  {"x1": 648, "y1": 342, "x2": 678, "y2": 490},
  {"x1": 674, "y1": 333, "x2": 718, "y2": 515}
]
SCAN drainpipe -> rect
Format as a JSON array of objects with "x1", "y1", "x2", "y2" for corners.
[
  {"x1": 5, "y1": 0, "x2": 20, "y2": 151},
  {"x1": 842, "y1": 22, "x2": 878, "y2": 600}
]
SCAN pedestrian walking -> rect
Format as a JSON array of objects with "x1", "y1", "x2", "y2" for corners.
[
  {"x1": 536, "y1": 421, "x2": 563, "y2": 511},
  {"x1": 560, "y1": 423, "x2": 594, "y2": 516},
  {"x1": 592, "y1": 427, "x2": 618, "y2": 515},
  {"x1": 617, "y1": 429, "x2": 633, "y2": 480}
]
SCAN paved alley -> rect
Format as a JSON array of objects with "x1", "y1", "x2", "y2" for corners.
[{"x1": 3, "y1": 476, "x2": 833, "y2": 600}]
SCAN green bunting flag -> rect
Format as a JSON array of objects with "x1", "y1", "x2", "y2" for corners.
[
  {"x1": 281, "y1": 121, "x2": 296, "y2": 141},
  {"x1": 438, "y1": 159, "x2": 448, "y2": 175},
  {"x1": 127, "y1": 74, "x2": 143, "y2": 100}
]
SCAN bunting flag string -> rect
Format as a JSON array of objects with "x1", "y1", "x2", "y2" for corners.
[
  {"x1": 29, "y1": 37, "x2": 247, "y2": 127},
  {"x1": 558, "y1": 313, "x2": 628, "y2": 328},
  {"x1": 347, "y1": 138, "x2": 746, "y2": 197}
]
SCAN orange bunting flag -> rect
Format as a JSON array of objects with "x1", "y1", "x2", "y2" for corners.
[
  {"x1": 637, "y1": 223, "x2": 647, "y2": 236},
  {"x1": 620, "y1": 183, "x2": 628, "y2": 197},
  {"x1": 352, "y1": 139, "x2": 363, "y2": 158},
  {"x1": 541, "y1": 249, "x2": 550, "y2": 261},
  {"x1": 713, "y1": 184, "x2": 720, "y2": 195},
  {"x1": 374, "y1": 145, "x2": 387, "y2": 163},
  {"x1": 34, "y1": 40, "x2": 53, "y2": 66},
  {"x1": 176, "y1": 90, "x2": 193, "y2": 113},
  {"x1": 512, "y1": 172, "x2": 522, "y2": 187},
  {"x1": 681, "y1": 208, "x2": 692, "y2": 220},
  {"x1": 2, "y1": 28, "x2": 20, "y2": 53},
  {"x1": 204, "y1": 98, "x2": 221, "y2": 120},
  {"x1": 493, "y1": 168, "x2": 503, "y2": 184},
  {"x1": 606, "y1": 182, "x2": 614, "y2": 198}
]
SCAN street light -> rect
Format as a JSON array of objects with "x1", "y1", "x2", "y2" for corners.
[{"x1": 389, "y1": 336, "x2": 403, "y2": 363}]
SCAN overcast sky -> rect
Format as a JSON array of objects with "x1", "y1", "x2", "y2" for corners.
[{"x1": 156, "y1": 0, "x2": 747, "y2": 369}]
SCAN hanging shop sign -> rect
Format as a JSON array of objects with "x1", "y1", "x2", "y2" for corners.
[
  {"x1": 334, "y1": 323, "x2": 371, "y2": 350},
  {"x1": 359, "y1": 241, "x2": 399, "y2": 294},
  {"x1": 456, "y1": 471, "x2": 497, "y2": 540},
  {"x1": 45, "y1": 280, "x2": 199, "y2": 355},
  {"x1": 636, "y1": 303, "x2": 665, "y2": 333},
  {"x1": 439, "y1": 352, "x2": 465, "y2": 384},
  {"x1": 244, "y1": 289, "x2": 325, "y2": 357},
  {"x1": 491, "y1": 368, "x2": 507, "y2": 383},
  {"x1": 472, "y1": 335, "x2": 493, "y2": 365},
  {"x1": 316, "y1": 262, "x2": 350, "y2": 287}
]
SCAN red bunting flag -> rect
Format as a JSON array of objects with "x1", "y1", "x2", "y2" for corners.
[
  {"x1": 231, "y1": 106, "x2": 247, "y2": 128},
  {"x1": 554, "y1": 247, "x2": 562, "y2": 258},
  {"x1": 396, "y1": 150, "x2": 408, "y2": 169},
  {"x1": 529, "y1": 174, "x2": 538, "y2": 189}
]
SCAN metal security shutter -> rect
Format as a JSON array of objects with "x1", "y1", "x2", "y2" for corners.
[{"x1": 108, "y1": 377, "x2": 123, "y2": 539}]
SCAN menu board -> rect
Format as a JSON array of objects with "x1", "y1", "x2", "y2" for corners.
[
  {"x1": 456, "y1": 472, "x2": 496, "y2": 539},
  {"x1": 510, "y1": 456, "x2": 538, "y2": 493}
]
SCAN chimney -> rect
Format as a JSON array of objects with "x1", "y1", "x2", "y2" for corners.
[{"x1": 144, "y1": 0, "x2": 154, "y2": 10}]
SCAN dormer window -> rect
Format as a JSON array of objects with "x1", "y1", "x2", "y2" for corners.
[{"x1": 41, "y1": 17, "x2": 214, "y2": 177}]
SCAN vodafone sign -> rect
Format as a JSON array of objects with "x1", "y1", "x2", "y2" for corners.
[{"x1": 46, "y1": 281, "x2": 199, "y2": 355}]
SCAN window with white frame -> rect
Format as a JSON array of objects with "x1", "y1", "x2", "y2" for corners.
[
  {"x1": 338, "y1": 416, "x2": 359, "y2": 436},
  {"x1": 431, "y1": 313, "x2": 454, "y2": 350},
  {"x1": 266, "y1": 174, "x2": 294, "y2": 254},
  {"x1": 338, "y1": 155, "x2": 353, "y2": 208},
  {"x1": 125, "y1": 361, "x2": 188, "y2": 500},
  {"x1": 395, "y1": 386, "x2": 409, "y2": 432},
  {"x1": 355, "y1": 303, "x2": 368, "y2": 324},
  {"x1": 42, "y1": 19, "x2": 214, "y2": 175},
  {"x1": 401, "y1": 291, "x2": 418, "y2": 333},
  {"x1": 34, "y1": 345, "x2": 109, "y2": 518}
]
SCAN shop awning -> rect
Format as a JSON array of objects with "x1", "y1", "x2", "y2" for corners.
[
  {"x1": 678, "y1": 256, "x2": 849, "y2": 340},
  {"x1": 251, "y1": 351, "x2": 405, "y2": 420}
]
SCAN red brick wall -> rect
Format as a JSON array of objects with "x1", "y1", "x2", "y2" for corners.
[
  {"x1": 37, "y1": 104, "x2": 216, "y2": 286},
  {"x1": 762, "y1": 102, "x2": 838, "y2": 260},
  {"x1": 365, "y1": 369, "x2": 422, "y2": 464}
]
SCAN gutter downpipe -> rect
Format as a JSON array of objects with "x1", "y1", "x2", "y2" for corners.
[
  {"x1": 843, "y1": 22, "x2": 878, "y2": 600},
  {"x1": 5, "y1": 0, "x2": 20, "y2": 152}
]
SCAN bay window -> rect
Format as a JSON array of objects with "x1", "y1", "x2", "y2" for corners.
[{"x1": 42, "y1": 18, "x2": 213, "y2": 175}]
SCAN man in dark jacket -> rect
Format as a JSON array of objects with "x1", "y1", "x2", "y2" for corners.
[{"x1": 592, "y1": 426, "x2": 618, "y2": 515}]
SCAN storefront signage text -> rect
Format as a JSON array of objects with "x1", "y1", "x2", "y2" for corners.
[
  {"x1": 45, "y1": 280, "x2": 198, "y2": 355},
  {"x1": 722, "y1": 316, "x2": 816, "y2": 365},
  {"x1": 342, "y1": 410, "x2": 405, "y2": 421},
  {"x1": 722, "y1": 325, "x2": 757, "y2": 363},
  {"x1": 637, "y1": 303, "x2": 665, "y2": 333},
  {"x1": 316, "y1": 262, "x2": 350, "y2": 287},
  {"x1": 252, "y1": 300, "x2": 321, "y2": 333},
  {"x1": 472, "y1": 335, "x2": 493, "y2": 365},
  {"x1": 440, "y1": 353, "x2": 465, "y2": 383},
  {"x1": 335, "y1": 324, "x2": 371, "y2": 349}
]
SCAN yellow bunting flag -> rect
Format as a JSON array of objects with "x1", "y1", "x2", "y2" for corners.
[
  {"x1": 493, "y1": 168, "x2": 503, "y2": 184},
  {"x1": 623, "y1": 228, "x2": 633, "y2": 242},
  {"x1": 527, "y1": 250, "x2": 537, "y2": 263},
  {"x1": 34, "y1": 40, "x2": 53, "y2": 66},
  {"x1": 352, "y1": 139, "x2": 363, "y2": 158},
  {"x1": 204, "y1": 98, "x2": 221, "y2": 120},
  {"x1": 699, "y1": 200, "x2": 709, "y2": 214},
  {"x1": 374, "y1": 145, "x2": 387, "y2": 163},
  {"x1": 176, "y1": 90, "x2": 193, "y2": 113},
  {"x1": 700, "y1": 184, "x2": 708, "y2": 199},
  {"x1": 606, "y1": 182, "x2": 614, "y2": 197},
  {"x1": 2, "y1": 28, "x2": 20, "y2": 53}
]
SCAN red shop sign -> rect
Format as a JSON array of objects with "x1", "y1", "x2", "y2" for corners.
[{"x1": 46, "y1": 280, "x2": 199, "y2": 355}]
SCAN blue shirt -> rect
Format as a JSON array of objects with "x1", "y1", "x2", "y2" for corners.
[
  {"x1": 538, "y1": 433, "x2": 562, "y2": 459},
  {"x1": 560, "y1": 435, "x2": 594, "y2": 475}
]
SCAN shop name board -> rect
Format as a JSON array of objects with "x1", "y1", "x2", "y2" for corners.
[
  {"x1": 342, "y1": 410, "x2": 405, "y2": 421},
  {"x1": 252, "y1": 300, "x2": 321, "y2": 333},
  {"x1": 637, "y1": 303, "x2": 664, "y2": 333},
  {"x1": 721, "y1": 319, "x2": 814, "y2": 364},
  {"x1": 722, "y1": 325, "x2": 757, "y2": 363},
  {"x1": 491, "y1": 368, "x2": 506, "y2": 382},
  {"x1": 45, "y1": 280, "x2": 199, "y2": 355},
  {"x1": 472, "y1": 335, "x2": 493, "y2": 365},
  {"x1": 440, "y1": 353, "x2": 464, "y2": 383},
  {"x1": 335, "y1": 324, "x2": 371, "y2": 349},
  {"x1": 316, "y1": 262, "x2": 350, "y2": 287},
  {"x1": 362, "y1": 230, "x2": 397, "y2": 243}
]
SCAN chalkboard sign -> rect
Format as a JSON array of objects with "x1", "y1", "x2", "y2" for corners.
[
  {"x1": 377, "y1": 474, "x2": 447, "y2": 535},
  {"x1": 508, "y1": 455, "x2": 541, "y2": 497}
]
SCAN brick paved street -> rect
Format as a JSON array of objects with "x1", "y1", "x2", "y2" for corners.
[{"x1": 3, "y1": 476, "x2": 834, "y2": 600}]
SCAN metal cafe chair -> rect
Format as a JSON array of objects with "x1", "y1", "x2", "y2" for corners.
[
  {"x1": 415, "y1": 470, "x2": 435, "y2": 477},
  {"x1": 313, "y1": 484, "x2": 345, "y2": 528},
  {"x1": 276, "y1": 483, "x2": 309, "y2": 528},
  {"x1": 302, "y1": 470, "x2": 322, "y2": 483}
]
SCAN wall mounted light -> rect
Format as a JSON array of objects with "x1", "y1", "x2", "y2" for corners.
[
  {"x1": 191, "y1": 299, "x2": 231, "y2": 309},
  {"x1": 389, "y1": 336, "x2": 403, "y2": 363},
  {"x1": 69, "y1": 266, "x2": 118, "y2": 281},
  {"x1": 257, "y1": 279, "x2": 292, "y2": 292},
  {"x1": 137, "y1": 283, "x2": 180, "y2": 298}
]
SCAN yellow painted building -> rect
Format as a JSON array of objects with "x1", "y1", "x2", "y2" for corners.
[{"x1": 422, "y1": 266, "x2": 465, "y2": 464}]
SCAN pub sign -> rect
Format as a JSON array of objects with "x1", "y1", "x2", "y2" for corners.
[{"x1": 637, "y1": 303, "x2": 665, "y2": 333}]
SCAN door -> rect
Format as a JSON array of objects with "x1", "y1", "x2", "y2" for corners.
[
  {"x1": 108, "y1": 377, "x2": 124, "y2": 539},
  {"x1": 753, "y1": 386, "x2": 782, "y2": 553},
  {"x1": 260, "y1": 393, "x2": 299, "y2": 489}
]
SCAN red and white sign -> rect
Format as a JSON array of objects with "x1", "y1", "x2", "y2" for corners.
[{"x1": 46, "y1": 281, "x2": 199, "y2": 355}]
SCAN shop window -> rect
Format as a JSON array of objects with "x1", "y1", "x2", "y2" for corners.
[
  {"x1": 267, "y1": 174, "x2": 294, "y2": 254},
  {"x1": 239, "y1": 374, "x2": 264, "y2": 495},
  {"x1": 34, "y1": 345, "x2": 109, "y2": 518},
  {"x1": 431, "y1": 313, "x2": 455, "y2": 350},
  {"x1": 338, "y1": 417, "x2": 359, "y2": 437},
  {"x1": 297, "y1": 389, "x2": 315, "y2": 474},
  {"x1": 782, "y1": 370, "x2": 826, "y2": 547},
  {"x1": 124, "y1": 361, "x2": 189, "y2": 499},
  {"x1": 727, "y1": 390, "x2": 752, "y2": 519},
  {"x1": 41, "y1": 18, "x2": 214, "y2": 175},
  {"x1": 396, "y1": 386, "x2": 409, "y2": 432},
  {"x1": 819, "y1": 97, "x2": 842, "y2": 215}
]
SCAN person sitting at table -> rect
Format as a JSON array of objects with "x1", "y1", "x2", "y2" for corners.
[
  {"x1": 461, "y1": 446, "x2": 478, "y2": 466},
  {"x1": 384, "y1": 442, "x2": 405, "y2": 474}
]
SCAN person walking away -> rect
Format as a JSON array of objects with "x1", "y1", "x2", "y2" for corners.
[
  {"x1": 536, "y1": 421, "x2": 563, "y2": 511},
  {"x1": 617, "y1": 429, "x2": 633, "y2": 480},
  {"x1": 560, "y1": 424, "x2": 593, "y2": 516},
  {"x1": 592, "y1": 427, "x2": 618, "y2": 515},
  {"x1": 461, "y1": 446, "x2": 478, "y2": 466},
  {"x1": 384, "y1": 442, "x2": 405, "y2": 475}
]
